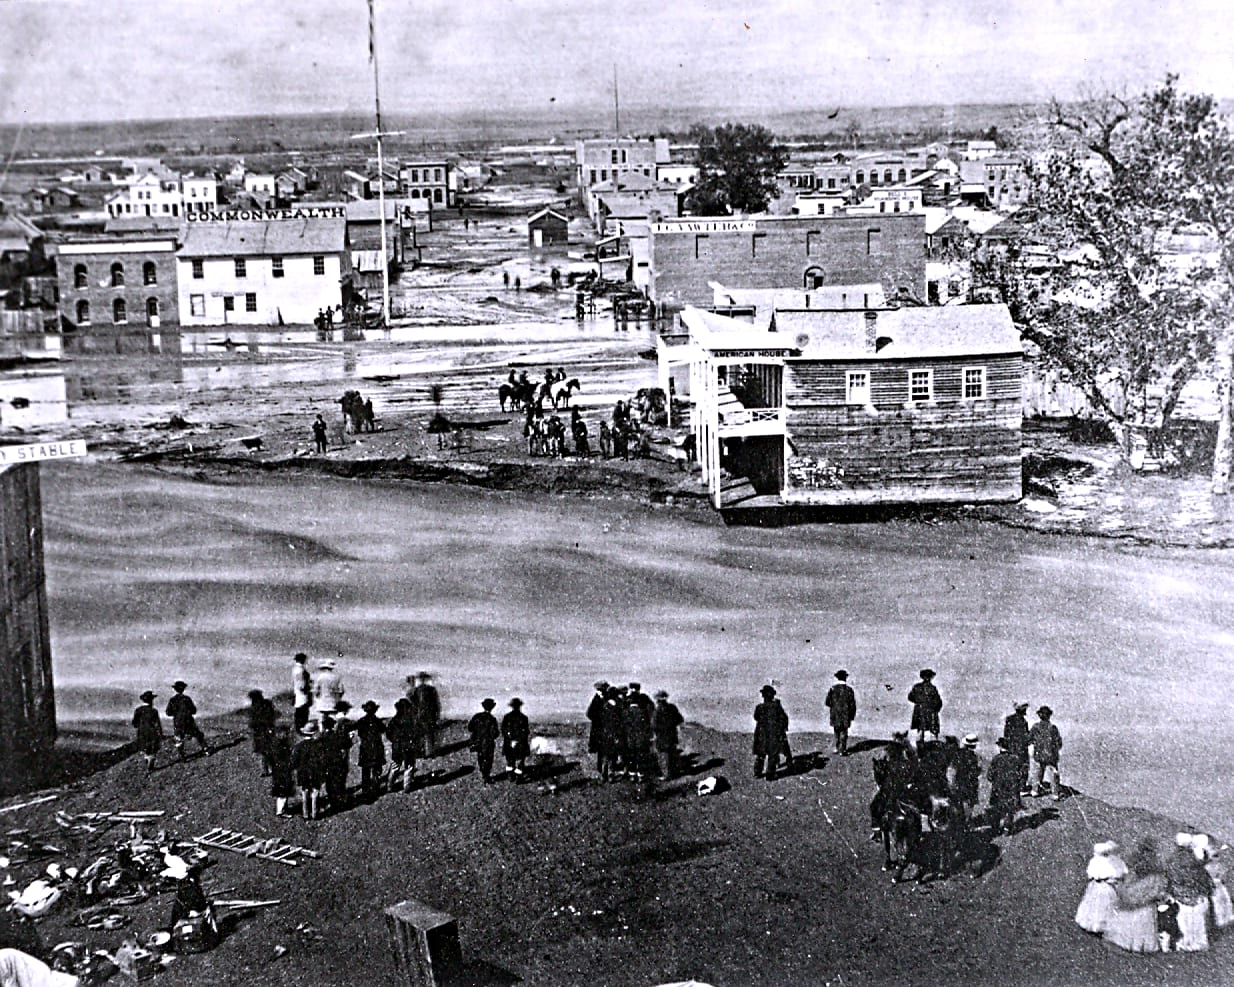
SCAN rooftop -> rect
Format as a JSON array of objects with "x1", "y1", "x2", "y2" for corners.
[{"x1": 179, "y1": 217, "x2": 345, "y2": 258}]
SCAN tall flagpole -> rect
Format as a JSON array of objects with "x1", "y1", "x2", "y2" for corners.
[{"x1": 370, "y1": 0, "x2": 390, "y2": 327}]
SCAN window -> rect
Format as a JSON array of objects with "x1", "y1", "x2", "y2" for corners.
[
  {"x1": 897, "y1": 168, "x2": 907, "y2": 182},
  {"x1": 143, "y1": 261, "x2": 157, "y2": 285},
  {"x1": 313, "y1": 256, "x2": 325, "y2": 276},
  {"x1": 855, "y1": 170, "x2": 864, "y2": 185},
  {"x1": 410, "y1": 169, "x2": 419, "y2": 182},
  {"x1": 110, "y1": 262, "x2": 124, "y2": 287},
  {"x1": 827, "y1": 177, "x2": 836, "y2": 189},
  {"x1": 146, "y1": 297, "x2": 159, "y2": 324},
  {"x1": 112, "y1": 298, "x2": 127, "y2": 324},
  {"x1": 963, "y1": 367, "x2": 987, "y2": 400},
  {"x1": 805, "y1": 230, "x2": 820, "y2": 256},
  {"x1": 190, "y1": 294, "x2": 205, "y2": 317},
  {"x1": 245, "y1": 292, "x2": 257, "y2": 312},
  {"x1": 589, "y1": 169, "x2": 597, "y2": 184},
  {"x1": 751, "y1": 232, "x2": 766, "y2": 258},
  {"x1": 192, "y1": 259, "x2": 204, "y2": 279},
  {"x1": 694, "y1": 234, "x2": 708, "y2": 259},
  {"x1": 223, "y1": 296, "x2": 235, "y2": 312},
  {"x1": 909, "y1": 369, "x2": 932, "y2": 403},
  {"x1": 272, "y1": 257, "x2": 284, "y2": 278},
  {"x1": 883, "y1": 169, "x2": 893, "y2": 184},
  {"x1": 74, "y1": 264, "x2": 87, "y2": 289},
  {"x1": 235, "y1": 258, "x2": 246, "y2": 278},
  {"x1": 434, "y1": 168, "x2": 443, "y2": 181},
  {"x1": 76, "y1": 300, "x2": 90, "y2": 325},
  {"x1": 619, "y1": 151, "x2": 627, "y2": 165},
  {"x1": 866, "y1": 228, "x2": 881, "y2": 254},
  {"x1": 879, "y1": 201, "x2": 886, "y2": 213},
  {"x1": 434, "y1": 189, "x2": 443, "y2": 203},
  {"x1": 611, "y1": 149, "x2": 619, "y2": 164},
  {"x1": 846, "y1": 371, "x2": 871, "y2": 405},
  {"x1": 803, "y1": 266, "x2": 825, "y2": 289},
  {"x1": 600, "y1": 169, "x2": 608, "y2": 182}
]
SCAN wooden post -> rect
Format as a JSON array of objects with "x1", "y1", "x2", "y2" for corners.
[{"x1": 384, "y1": 899, "x2": 463, "y2": 987}]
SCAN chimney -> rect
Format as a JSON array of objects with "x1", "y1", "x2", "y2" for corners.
[{"x1": 864, "y1": 310, "x2": 878, "y2": 351}]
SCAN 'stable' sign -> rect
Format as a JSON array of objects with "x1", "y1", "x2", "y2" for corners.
[{"x1": 0, "y1": 440, "x2": 88, "y2": 466}]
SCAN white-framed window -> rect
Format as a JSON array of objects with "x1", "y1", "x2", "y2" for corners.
[
  {"x1": 235, "y1": 258, "x2": 246, "y2": 278},
  {"x1": 190, "y1": 294, "x2": 205, "y2": 317},
  {"x1": 112, "y1": 298, "x2": 127, "y2": 324},
  {"x1": 245, "y1": 292, "x2": 257, "y2": 312},
  {"x1": 909, "y1": 369, "x2": 933, "y2": 403},
  {"x1": 313, "y1": 256, "x2": 325, "y2": 276},
  {"x1": 846, "y1": 370, "x2": 871, "y2": 405},
  {"x1": 272, "y1": 257, "x2": 284, "y2": 278},
  {"x1": 962, "y1": 366, "x2": 987, "y2": 400},
  {"x1": 191, "y1": 259, "x2": 203, "y2": 279}
]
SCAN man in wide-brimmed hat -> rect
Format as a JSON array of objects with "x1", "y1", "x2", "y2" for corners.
[
  {"x1": 1029, "y1": 705, "x2": 1063, "y2": 800},
  {"x1": 166, "y1": 680, "x2": 209, "y2": 759},
  {"x1": 586, "y1": 680, "x2": 609, "y2": 775},
  {"x1": 908, "y1": 669, "x2": 942, "y2": 746},
  {"x1": 952, "y1": 734, "x2": 982, "y2": 823},
  {"x1": 410, "y1": 671, "x2": 441, "y2": 759},
  {"x1": 313, "y1": 657, "x2": 344, "y2": 722},
  {"x1": 652, "y1": 690, "x2": 685, "y2": 780},
  {"x1": 753, "y1": 685, "x2": 789, "y2": 781},
  {"x1": 501, "y1": 698, "x2": 531, "y2": 781},
  {"x1": 825, "y1": 670, "x2": 857, "y2": 756},
  {"x1": 132, "y1": 690, "x2": 163, "y2": 772},
  {"x1": 1002, "y1": 701, "x2": 1032, "y2": 796},
  {"x1": 987, "y1": 737, "x2": 1022, "y2": 834},
  {"x1": 354, "y1": 700, "x2": 386, "y2": 798},
  {"x1": 467, "y1": 698, "x2": 501, "y2": 783}
]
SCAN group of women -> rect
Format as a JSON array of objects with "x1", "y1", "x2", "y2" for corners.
[{"x1": 1075, "y1": 831, "x2": 1233, "y2": 953}]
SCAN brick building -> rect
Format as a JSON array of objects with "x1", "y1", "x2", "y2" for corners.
[
  {"x1": 648, "y1": 214, "x2": 927, "y2": 313},
  {"x1": 0, "y1": 462, "x2": 56, "y2": 787},
  {"x1": 575, "y1": 138, "x2": 670, "y2": 190},
  {"x1": 55, "y1": 233, "x2": 180, "y2": 352}
]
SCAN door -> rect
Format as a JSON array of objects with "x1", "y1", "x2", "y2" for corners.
[
  {"x1": 223, "y1": 295, "x2": 235, "y2": 324},
  {"x1": 533, "y1": 229, "x2": 543, "y2": 248}
]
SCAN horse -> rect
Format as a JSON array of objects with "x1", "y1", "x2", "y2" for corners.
[
  {"x1": 526, "y1": 416, "x2": 546, "y2": 456},
  {"x1": 598, "y1": 421, "x2": 613, "y2": 459},
  {"x1": 540, "y1": 378, "x2": 581, "y2": 410},
  {"x1": 500, "y1": 381, "x2": 537, "y2": 412},
  {"x1": 880, "y1": 798, "x2": 923, "y2": 884},
  {"x1": 544, "y1": 415, "x2": 567, "y2": 458},
  {"x1": 919, "y1": 794, "x2": 966, "y2": 882}
]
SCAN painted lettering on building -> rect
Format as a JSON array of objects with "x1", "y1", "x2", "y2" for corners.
[
  {"x1": 185, "y1": 207, "x2": 347, "y2": 223},
  {"x1": 652, "y1": 220, "x2": 758, "y2": 234},
  {"x1": 0, "y1": 440, "x2": 87, "y2": 465}
]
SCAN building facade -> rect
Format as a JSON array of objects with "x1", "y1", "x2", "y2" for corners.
[
  {"x1": 648, "y1": 214, "x2": 927, "y2": 313},
  {"x1": 105, "y1": 172, "x2": 183, "y2": 219},
  {"x1": 662, "y1": 304, "x2": 1022, "y2": 508},
  {"x1": 398, "y1": 161, "x2": 454, "y2": 208},
  {"x1": 56, "y1": 234, "x2": 180, "y2": 351},
  {"x1": 177, "y1": 214, "x2": 349, "y2": 326},
  {"x1": 0, "y1": 462, "x2": 55, "y2": 787},
  {"x1": 575, "y1": 138, "x2": 670, "y2": 190}
]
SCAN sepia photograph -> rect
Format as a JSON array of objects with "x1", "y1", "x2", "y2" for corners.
[{"x1": 0, "y1": 1, "x2": 1232, "y2": 984}]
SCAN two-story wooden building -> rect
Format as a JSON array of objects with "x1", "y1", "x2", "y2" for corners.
[{"x1": 663, "y1": 303, "x2": 1023, "y2": 508}]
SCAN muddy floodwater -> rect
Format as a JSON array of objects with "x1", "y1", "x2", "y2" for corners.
[{"x1": 42, "y1": 461, "x2": 1234, "y2": 839}]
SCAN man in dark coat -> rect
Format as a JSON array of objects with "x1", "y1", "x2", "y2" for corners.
[
  {"x1": 908, "y1": 669, "x2": 942, "y2": 745},
  {"x1": 987, "y1": 737, "x2": 1022, "y2": 835},
  {"x1": 1002, "y1": 701, "x2": 1031, "y2": 796},
  {"x1": 501, "y1": 698, "x2": 531, "y2": 781},
  {"x1": 1028, "y1": 705, "x2": 1063, "y2": 800},
  {"x1": 354, "y1": 701, "x2": 386, "y2": 798},
  {"x1": 385, "y1": 697, "x2": 418, "y2": 792},
  {"x1": 622, "y1": 691, "x2": 654, "y2": 784},
  {"x1": 320, "y1": 716, "x2": 352, "y2": 813},
  {"x1": 312, "y1": 414, "x2": 328, "y2": 454},
  {"x1": 950, "y1": 734, "x2": 982, "y2": 823},
  {"x1": 586, "y1": 681, "x2": 609, "y2": 775},
  {"x1": 166, "y1": 681, "x2": 209, "y2": 758},
  {"x1": 467, "y1": 698, "x2": 501, "y2": 783},
  {"x1": 268, "y1": 725, "x2": 296, "y2": 817},
  {"x1": 246, "y1": 689, "x2": 279, "y2": 776},
  {"x1": 132, "y1": 690, "x2": 163, "y2": 772},
  {"x1": 652, "y1": 690, "x2": 684, "y2": 779},
  {"x1": 598, "y1": 686, "x2": 625, "y2": 782},
  {"x1": 291, "y1": 724, "x2": 323, "y2": 819},
  {"x1": 869, "y1": 738, "x2": 913, "y2": 839},
  {"x1": 753, "y1": 685, "x2": 789, "y2": 780},
  {"x1": 824, "y1": 670, "x2": 857, "y2": 756},
  {"x1": 627, "y1": 682, "x2": 654, "y2": 721},
  {"x1": 410, "y1": 672, "x2": 441, "y2": 758}
]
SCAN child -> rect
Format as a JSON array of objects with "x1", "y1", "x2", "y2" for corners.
[{"x1": 1075, "y1": 841, "x2": 1127, "y2": 933}]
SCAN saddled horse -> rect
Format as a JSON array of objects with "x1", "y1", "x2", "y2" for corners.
[
  {"x1": 920, "y1": 793, "x2": 966, "y2": 881},
  {"x1": 540, "y1": 377, "x2": 581, "y2": 410},
  {"x1": 880, "y1": 797, "x2": 922, "y2": 883},
  {"x1": 499, "y1": 381, "x2": 537, "y2": 412}
]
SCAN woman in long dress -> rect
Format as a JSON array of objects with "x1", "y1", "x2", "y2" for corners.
[
  {"x1": 1167, "y1": 833, "x2": 1213, "y2": 952},
  {"x1": 1191, "y1": 833, "x2": 1234, "y2": 929},
  {"x1": 1076, "y1": 841, "x2": 1127, "y2": 934},
  {"x1": 1102, "y1": 839, "x2": 1167, "y2": 953}
]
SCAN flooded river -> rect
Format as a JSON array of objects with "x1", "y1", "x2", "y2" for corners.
[{"x1": 41, "y1": 461, "x2": 1234, "y2": 839}]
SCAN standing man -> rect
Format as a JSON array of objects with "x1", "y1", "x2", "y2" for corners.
[
  {"x1": 908, "y1": 669, "x2": 942, "y2": 746},
  {"x1": 622, "y1": 691, "x2": 654, "y2": 785},
  {"x1": 385, "y1": 697, "x2": 418, "y2": 792},
  {"x1": 1028, "y1": 705, "x2": 1064, "y2": 801},
  {"x1": 467, "y1": 698, "x2": 501, "y2": 783},
  {"x1": 652, "y1": 690, "x2": 684, "y2": 780},
  {"x1": 132, "y1": 690, "x2": 163, "y2": 773},
  {"x1": 586, "y1": 681, "x2": 608, "y2": 776},
  {"x1": 313, "y1": 657, "x2": 344, "y2": 723},
  {"x1": 291, "y1": 722, "x2": 322, "y2": 820},
  {"x1": 753, "y1": 685, "x2": 789, "y2": 781},
  {"x1": 951, "y1": 734, "x2": 982, "y2": 824},
  {"x1": 627, "y1": 682, "x2": 654, "y2": 722},
  {"x1": 987, "y1": 737, "x2": 1022, "y2": 835},
  {"x1": 501, "y1": 698, "x2": 531, "y2": 782},
  {"x1": 354, "y1": 701, "x2": 386, "y2": 799},
  {"x1": 312, "y1": 414, "x2": 328, "y2": 454},
  {"x1": 246, "y1": 689, "x2": 278, "y2": 775},
  {"x1": 166, "y1": 681, "x2": 209, "y2": 758},
  {"x1": 824, "y1": 670, "x2": 857, "y2": 756},
  {"x1": 1002, "y1": 701, "x2": 1032, "y2": 797},
  {"x1": 320, "y1": 716, "x2": 352, "y2": 813},
  {"x1": 292, "y1": 652, "x2": 312, "y2": 733},
  {"x1": 411, "y1": 672, "x2": 441, "y2": 759}
]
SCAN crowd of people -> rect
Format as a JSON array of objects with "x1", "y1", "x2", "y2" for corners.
[
  {"x1": 585, "y1": 681, "x2": 684, "y2": 784},
  {"x1": 1075, "y1": 833, "x2": 1233, "y2": 953}
]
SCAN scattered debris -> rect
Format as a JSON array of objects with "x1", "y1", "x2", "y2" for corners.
[
  {"x1": 0, "y1": 794, "x2": 58, "y2": 815},
  {"x1": 194, "y1": 829, "x2": 320, "y2": 866}
]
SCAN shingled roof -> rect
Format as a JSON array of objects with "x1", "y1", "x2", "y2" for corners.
[
  {"x1": 179, "y1": 217, "x2": 345, "y2": 258},
  {"x1": 771, "y1": 304, "x2": 1021, "y2": 360}
]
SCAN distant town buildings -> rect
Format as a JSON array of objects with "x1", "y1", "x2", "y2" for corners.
[
  {"x1": 575, "y1": 137, "x2": 671, "y2": 190},
  {"x1": 398, "y1": 161, "x2": 455, "y2": 208}
]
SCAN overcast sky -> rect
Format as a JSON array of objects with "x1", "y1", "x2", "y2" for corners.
[{"x1": 2, "y1": 0, "x2": 1231, "y2": 124}]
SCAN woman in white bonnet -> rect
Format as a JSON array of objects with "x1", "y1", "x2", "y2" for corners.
[
  {"x1": 1075, "y1": 840, "x2": 1127, "y2": 933},
  {"x1": 1191, "y1": 833, "x2": 1234, "y2": 929}
]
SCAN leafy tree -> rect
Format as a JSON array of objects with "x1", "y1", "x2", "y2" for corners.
[
  {"x1": 689, "y1": 123, "x2": 788, "y2": 216},
  {"x1": 1002, "y1": 76, "x2": 1232, "y2": 478}
]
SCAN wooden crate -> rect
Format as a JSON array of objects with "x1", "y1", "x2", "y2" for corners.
[{"x1": 384, "y1": 899, "x2": 463, "y2": 987}]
